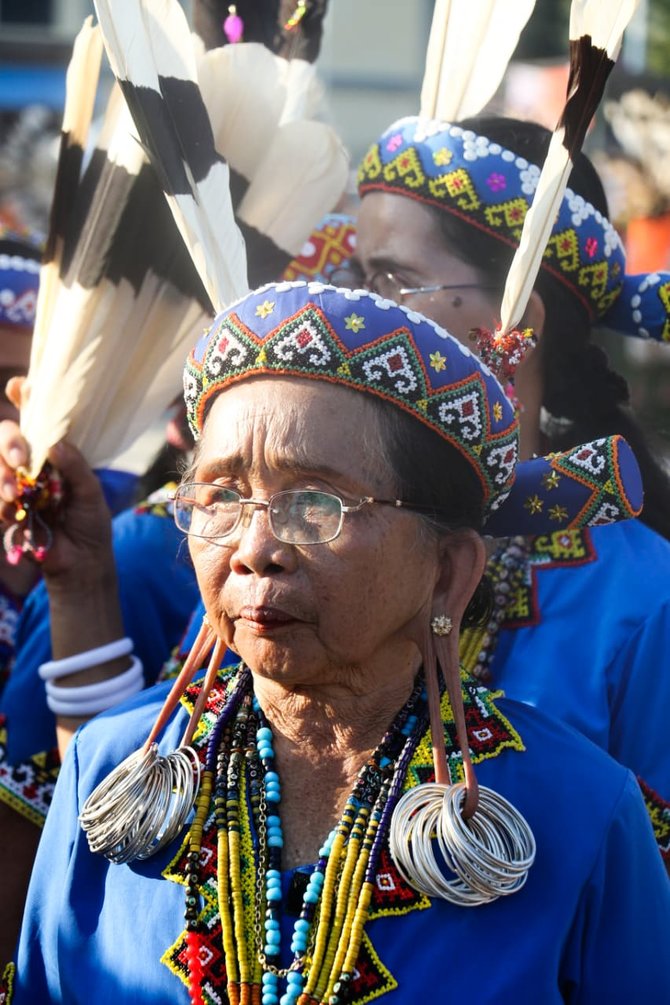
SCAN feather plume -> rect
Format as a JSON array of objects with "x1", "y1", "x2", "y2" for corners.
[
  {"x1": 420, "y1": 0, "x2": 536, "y2": 122},
  {"x1": 29, "y1": 18, "x2": 102, "y2": 380},
  {"x1": 21, "y1": 65, "x2": 211, "y2": 477},
  {"x1": 195, "y1": 40, "x2": 347, "y2": 283},
  {"x1": 499, "y1": 0, "x2": 640, "y2": 333},
  {"x1": 93, "y1": 0, "x2": 249, "y2": 312}
]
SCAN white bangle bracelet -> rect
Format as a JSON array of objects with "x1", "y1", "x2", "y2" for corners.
[
  {"x1": 45, "y1": 656, "x2": 144, "y2": 717},
  {"x1": 44, "y1": 658, "x2": 143, "y2": 703},
  {"x1": 38, "y1": 637, "x2": 134, "y2": 681}
]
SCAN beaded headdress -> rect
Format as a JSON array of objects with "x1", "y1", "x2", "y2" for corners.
[
  {"x1": 184, "y1": 281, "x2": 642, "y2": 535},
  {"x1": 280, "y1": 212, "x2": 356, "y2": 285},
  {"x1": 0, "y1": 229, "x2": 41, "y2": 332},
  {"x1": 358, "y1": 116, "x2": 670, "y2": 343}
]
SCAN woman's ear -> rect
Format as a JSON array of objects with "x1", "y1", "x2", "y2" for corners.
[{"x1": 432, "y1": 529, "x2": 486, "y2": 629}]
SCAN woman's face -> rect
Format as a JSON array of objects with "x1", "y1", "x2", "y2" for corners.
[
  {"x1": 355, "y1": 192, "x2": 501, "y2": 342},
  {"x1": 189, "y1": 378, "x2": 442, "y2": 692},
  {"x1": 355, "y1": 192, "x2": 545, "y2": 459}
]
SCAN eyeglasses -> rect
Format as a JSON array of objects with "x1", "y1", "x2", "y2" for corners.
[
  {"x1": 173, "y1": 484, "x2": 434, "y2": 546},
  {"x1": 328, "y1": 265, "x2": 497, "y2": 306}
]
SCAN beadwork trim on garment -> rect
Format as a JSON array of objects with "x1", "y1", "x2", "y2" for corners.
[
  {"x1": 184, "y1": 281, "x2": 519, "y2": 516},
  {"x1": 358, "y1": 117, "x2": 670, "y2": 343},
  {"x1": 160, "y1": 665, "x2": 524, "y2": 1004},
  {"x1": 0, "y1": 721, "x2": 60, "y2": 828}
]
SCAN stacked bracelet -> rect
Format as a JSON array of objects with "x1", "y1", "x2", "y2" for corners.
[
  {"x1": 44, "y1": 655, "x2": 144, "y2": 717},
  {"x1": 38, "y1": 637, "x2": 134, "y2": 681}
]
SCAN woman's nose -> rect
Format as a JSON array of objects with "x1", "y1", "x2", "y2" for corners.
[{"x1": 228, "y1": 504, "x2": 297, "y2": 576}]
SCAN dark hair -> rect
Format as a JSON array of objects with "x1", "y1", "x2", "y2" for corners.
[
  {"x1": 429, "y1": 114, "x2": 670, "y2": 541},
  {"x1": 374, "y1": 398, "x2": 493, "y2": 628}
]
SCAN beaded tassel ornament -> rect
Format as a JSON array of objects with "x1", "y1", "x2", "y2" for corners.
[
  {"x1": 80, "y1": 618, "x2": 229, "y2": 862},
  {"x1": 2, "y1": 462, "x2": 63, "y2": 565},
  {"x1": 184, "y1": 669, "x2": 428, "y2": 1005}
]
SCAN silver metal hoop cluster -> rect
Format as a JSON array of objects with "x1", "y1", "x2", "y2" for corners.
[
  {"x1": 79, "y1": 743, "x2": 201, "y2": 864},
  {"x1": 389, "y1": 782, "x2": 536, "y2": 906}
]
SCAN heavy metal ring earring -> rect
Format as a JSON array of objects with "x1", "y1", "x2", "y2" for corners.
[
  {"x1": 389, "y1": 613, "x2": 536, "y2": 905},
  {"x1": 80, "y1": 620, "x2": 233, "y2": 863}
]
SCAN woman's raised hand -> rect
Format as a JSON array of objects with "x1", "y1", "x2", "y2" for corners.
[{"x1": 0, "y1": 406, "x2": 114, "y2": 586}]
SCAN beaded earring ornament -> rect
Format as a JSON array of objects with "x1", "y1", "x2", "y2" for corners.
[
  {"x1": 389, "y1": 613, "x2": 536, "y2": 905},
  {"x1": 80, "y1": 618, "x2": 229, "y2": 862},
  {"x1": 223, "y1": 4, "x2": 244, "y2": 43},
  {"x1": 284, "y1": 0, "x2": 308, "y2": 30}
]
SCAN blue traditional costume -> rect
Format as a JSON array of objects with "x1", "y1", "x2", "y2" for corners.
[
  {"x1": 358, "y1": 116, "x2": 670, "y2": 861},
  {"x1": 6, "y1": 283, "x2": 667, "y2": 1004}
]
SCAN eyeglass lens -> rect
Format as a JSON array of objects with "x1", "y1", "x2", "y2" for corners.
[{"x1": 175, "y1": 486, "x2": 345, "y2": 545}]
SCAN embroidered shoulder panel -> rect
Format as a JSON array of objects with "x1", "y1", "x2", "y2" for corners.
[
  {"x1": 0, "y1": 720, "x2": 60, "y2": 828},
  {"x1": 503, "y1": 528, "x2": 595, "y2": 629},
  {"x1": 161, "y1": 666, "x2": 523, "y2": 1004}
]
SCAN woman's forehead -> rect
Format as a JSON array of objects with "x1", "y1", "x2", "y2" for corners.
[{"x1": 197, "y1": 378, "x2": 388, "y2": 488}]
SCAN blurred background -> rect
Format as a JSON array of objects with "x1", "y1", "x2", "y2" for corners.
[{"x1": 1, "y1": 0, "x2": 669, "y2": 451}]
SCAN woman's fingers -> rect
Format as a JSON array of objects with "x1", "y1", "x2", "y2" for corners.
[
  {"x1": 5, "y1": 375, "x2": 27, "y2": 410},
  {"x1": 0, "y1": 420, "x2": 29, "y2": 504}
]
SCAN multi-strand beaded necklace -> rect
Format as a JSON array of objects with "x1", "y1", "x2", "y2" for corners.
[
  {"x1": 460, "y1": 537, "x2": 529, "y2": 683},
  {"x1": 183, "y1": 667, "x2": 429, "y2": 1005}
]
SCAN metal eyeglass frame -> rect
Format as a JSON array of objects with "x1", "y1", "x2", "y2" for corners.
[{"x1": 173, "y1": 484, "x2": 440, "y2": 546}]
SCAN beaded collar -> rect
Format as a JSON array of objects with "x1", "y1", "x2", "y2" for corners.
[{"x1": 161, "y1": 665, "x2": 524, "y2": 1004}]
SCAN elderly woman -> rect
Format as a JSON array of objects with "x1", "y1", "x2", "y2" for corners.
[
  {"x1": 354, "y1": 115, "x2": 670, "y2": 862},
  {"x1": 4, "y1": 283, "x2": 669, "y2": 1003}
]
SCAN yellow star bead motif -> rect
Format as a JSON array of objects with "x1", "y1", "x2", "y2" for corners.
[
  {"x1": 433, "y1": 147, "x2": 452, "y2": 167},
  {"x1": 429, "y1": 351, "x2": 447, "y2": 372},
  {"x1": 542, "y1": 470, "x2": 561, "y2": 490},
  {"x1": 255, "y1": 300, "x2": 275, "y2": 318},
  {"x1": 549, "y1": 504, "x2": 569, "y2": 522},
  {"x1": 493, "y1": 401, "x2": 503, "y2": 422},
  {"x1": 524, "y1": 494, "x2": 543, "y2": 515},
  {"x1": 344, "y1": 313, "x2": 365, "y2": 333}
]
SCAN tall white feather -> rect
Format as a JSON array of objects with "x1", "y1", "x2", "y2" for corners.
[
  {"x1": 94, "y1": 0, "x2": 249, "y2": 312},
  {"x1": 21, "y1": 76, "x2": 210, "y2": 476},
  {"x1": 28, "y1": 17, "x2": 102, "y2": 381},
  {"x1": 195, "y1": 41, "x2": 347, "y2": 258},
  {"x1": 421, "y1": 0, "x2": 536, "y2": 121},
  {"x1": 499, "y1": 0, "x2": 640, "y2": 334}
]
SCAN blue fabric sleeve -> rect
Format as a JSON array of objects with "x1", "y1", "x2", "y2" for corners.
[
  {"x1": 560, "y1": 771, "x2": 670, "y2": 1000},
  {"x1": 11, "y1": 732, "x2": 81, "y2": 1002},
  {"x1": 606, "y1": 600, "x2": 670, "y2": 801},
  {"x1": 0, "y1": 508, "x2": 198, "y2": 763}
]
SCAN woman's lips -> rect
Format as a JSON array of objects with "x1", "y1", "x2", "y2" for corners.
[{"x1": 237, "y1": 605, "x2": 301, "y2": 632}]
